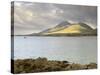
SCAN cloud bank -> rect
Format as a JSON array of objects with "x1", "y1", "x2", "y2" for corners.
[{"x1": 12, "y1": 1, "x2": 97, "y2": 35}]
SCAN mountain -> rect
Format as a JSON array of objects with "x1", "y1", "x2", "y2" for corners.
[
  {"x1": 30, "y1": 21, "x2": 97, "y2": 36},
  {"x1": 39, "y1": 21, "x2": 71, "y2": 34},
  {"x1": 92, "y1": 28, "x2": 97, "y2": 35}
]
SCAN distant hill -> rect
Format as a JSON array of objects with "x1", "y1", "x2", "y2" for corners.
[
  {"x1": 30, "y1": 21, "x2": 97, "y2": 36},
  {"x1": 39, "y1": 21, "x2": 71, "y2": 34},
  {"x1": 92, "y1": 28, "x2": 97, "y2": 34}
]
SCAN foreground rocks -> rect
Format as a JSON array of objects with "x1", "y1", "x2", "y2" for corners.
[{"x1": 12, "y1": 57, "x2": 97, "y2": 74}]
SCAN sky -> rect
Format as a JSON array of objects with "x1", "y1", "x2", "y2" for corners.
[{"x1": 11, "y1": 1, "x2": 97, "y2": 35}]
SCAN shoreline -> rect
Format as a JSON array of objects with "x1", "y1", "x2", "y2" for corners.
[{"x1": 11, "y1": 57, "x2": 97, "y2": 74}]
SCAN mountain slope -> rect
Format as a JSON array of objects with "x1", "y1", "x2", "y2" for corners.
[
  {"x1": 40, "y1": 22, "x2": 95, "y2": 35},
  {"x1": 30, "y1": 21, "x2": 97, "y2": 36},
  {"x1": 39, "y1": 21, "x2": 70, "y2": 34}
]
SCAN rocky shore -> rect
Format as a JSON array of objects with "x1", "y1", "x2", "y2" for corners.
[{"x1": 12, "y1": 57, "x2": 97, "y2": 74}]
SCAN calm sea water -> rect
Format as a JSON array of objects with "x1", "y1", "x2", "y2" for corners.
[{"x1": 12, "y1": 36, "x2": 97, "y2": 64}]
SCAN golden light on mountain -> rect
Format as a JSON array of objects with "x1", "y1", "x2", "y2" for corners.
[{"x1": 41, "y1": 24, "x2": 93, "y2": 35}]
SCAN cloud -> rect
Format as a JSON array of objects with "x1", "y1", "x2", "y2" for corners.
[{"x1": 12, "y1": 1, "x2": 97, "y2": 35}]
